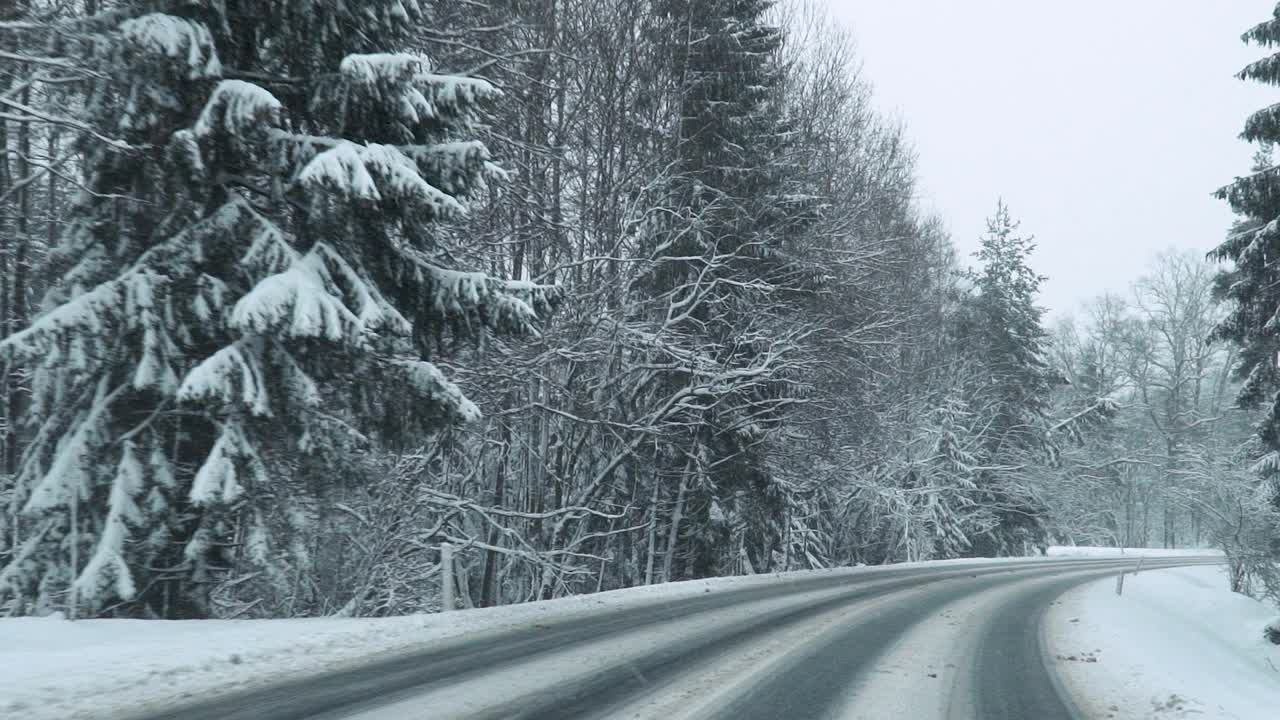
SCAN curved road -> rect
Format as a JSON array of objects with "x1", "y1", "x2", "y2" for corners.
[{"x1": 131, "y1": 557, "x2": 1218, "y2": 720}]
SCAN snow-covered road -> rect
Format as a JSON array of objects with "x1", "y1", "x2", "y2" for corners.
[
  {"x1": 57, "y1": 557, "x2": 1231, "y2": 720},
  {"x1": 4, "y1": 554, "x2": 1245, "y2": 720},
  {"x1": 0, "y1": 556, "x2": 1059, "y2": 719}
]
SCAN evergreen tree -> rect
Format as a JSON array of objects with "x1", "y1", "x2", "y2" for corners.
[
  {"x1": 913, "y1": 393, "x2": 987, "y2": 560},
  {"x1": 0, "y1": 1, "x2": 557, "y2": 617},
  {"x1": 1214, "y1": 12, "x2": 1280, "y2": 445},
  {"x1": 960, "y1": 201, "x2": 1056, "y2": 555},
  {"x1": 1213, "y1": 147, "x2": 1280, "y2": 457},
  {"x1": 966, "y1": 202, "x2": 1054, "y2": 451},
  {"x1": 1211, "y1": 3, "x2": 1280, "y2": 564},
  {"x1": 630, "y1": 0, "x2": 802, "y2": 580}
]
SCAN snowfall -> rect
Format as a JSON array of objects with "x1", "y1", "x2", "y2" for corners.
[{"x1": 1, "y1": 547, "x2": 1276, "y2": 720}]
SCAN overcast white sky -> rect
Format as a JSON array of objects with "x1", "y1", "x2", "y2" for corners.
[{"x1": 826, "y1": 1, "x2": 1276, "y2": 316}]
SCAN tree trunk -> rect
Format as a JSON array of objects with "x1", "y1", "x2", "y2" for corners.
[
  {"x1": 661, "y1": 460, "x2": 692, "y2": 583},
  {"x1": 7, "y1": 85, "x2": 31, "y2": 478},
  {"x1": 479, "y1": 426, "x2": 509, "y2": 607},
  {"x1": 0, "y1": 115, "x2": 9, "y2": 486},
  {"x1": 643, "y1": 470, "x2": 660, "y2": 585}
]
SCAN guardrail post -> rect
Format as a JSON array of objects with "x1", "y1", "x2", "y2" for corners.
[
  {"x1": 441, "y1": 543, "x2": 455, "y2": 612},
  {"x1": 1115, "y1": 571, "x2": 1125, "y2": 596},
  {"x1": 1135, "y1": 556, "x2": 1144, "y2": 575}
]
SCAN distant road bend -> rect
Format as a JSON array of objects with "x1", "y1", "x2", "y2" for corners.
[{"x1": 131, "y1": 556, "x2": 1220, "y2": 720}]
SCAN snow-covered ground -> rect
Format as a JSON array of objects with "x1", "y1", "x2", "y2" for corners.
[
  {"x1": 0, "y1": 556, "x2": 1054, "y2": 720},
  {"x1": 1046, "y1": 564, "x2": 1280, "y2": 719}
]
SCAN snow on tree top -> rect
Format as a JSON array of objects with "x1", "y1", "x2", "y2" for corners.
[
  {"x1": 0, "y1": 196, "x2": 283, "y2": 368},
  {"x1": 402, "y1": 141, "x2": 489, "y2": 193},
  {"x1": 483, "y1": 161, "x2": 509, "y2": 182},
  {"x1": 337, "y1": 54, "x2": 499, "y2": 125},
  {"x1": 341, "y1": 53, "x2": 432, "y2": 86},
  {"x1": 231, "y1": 240, "x2": 413, "y2": 343},
  {"x1": 24, "y1": 420, "x2": 94, "y2": 514},
  {"x1": 240, "y1": 212, "x2": 299, "y2": 278},
  {"x1": 68, "y1": 440, "x2": 148, "y2": 605},
  {"x1": 231, "y1": 250, "x2": 361, "y2": 343},
  {"x1": 0, "y1": 271, "x2": 160, "y2": 364},
  {"x1": 178, "y1": 342, "x2": 271, "y2": 416},
  {"x1": 397, "y1": 86, "x2": 434, "y2": 126},
  {"x1": 189, "y1": 421, "x2": 263, "y2": 508},
  {"x1": 179, "y1": 338, "x2": 324, "y2": 421},
  {"x1": 23, "y1": 378, "x2": 120, "y2": 515},
  {"x1": 194, "y1": 80, "x2": 282, "y2": 138},
  {"x1": 1252, "y1": 451, "x2": 1280, "y2": 477},
  {"x1": 502, "y1": 279, "x2": 564, "y2": 318},
  {"x1": 310, "y1": 243, "x2": 412, "y2": 335},
  {"x1": 420, "y1": 73, "x2": 501, "y2": 111},
  {"x1": 299, "y1": 142, "x2": 465, "y2": 218},
  {"x1": 299, "y1": 142, "x2": 380, "y2": 204},
  {"x1": 118, "y1": 13, "x2": 221, "y2": 79},
  {"x1": 361, "y1": 144, "x2": 465, "y2": 217},
  {"x1": 429, "y1": 267, "x2": 495, "y2": 315},
  {"x1": 419, "y1": 140, "x2": 488, "y2": 160},
  {"x1": 392, "y1": 359, "x2": 481, "y2": 423}
]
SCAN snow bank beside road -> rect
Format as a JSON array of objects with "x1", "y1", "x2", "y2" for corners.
[{"x1": 1047, "y1": 565, "x2": 1280, "y2": 719}]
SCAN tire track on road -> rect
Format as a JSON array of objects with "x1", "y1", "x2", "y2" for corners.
[{"x1": 695, "y1": 559, "x2": 1213, "y2": 720}]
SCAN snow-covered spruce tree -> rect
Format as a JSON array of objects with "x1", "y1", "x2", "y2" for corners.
[
  {"x1": 0, "y1": 2, "x2": 558, "y2": 618},
  {"x1": 1211, "y1": 3, "x2": 1280, "y2": 576},
  {"x1": 1216, "y1": 152, "x2": 1280, "y2": 453},
  {"x1": 634, "y1": 0, "x2": 808, "y2": 581},
  {"x1": 912, "y1": 393, "x2": 990, "y2": 560},
  {"x1": 958, "y1": 202, "x2": 1058, "y2": 556}
]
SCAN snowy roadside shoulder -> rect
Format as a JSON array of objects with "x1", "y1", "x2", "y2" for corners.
[
  {"x1": 1045, "y1": 564, "x2": 1280, "y2": 720},
  {"x1": 0, "y1": 555, "x2": 1061, "y2": 720}
]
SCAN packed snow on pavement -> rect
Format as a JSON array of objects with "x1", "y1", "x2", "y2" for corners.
[{"x1": 1047, "y1": 564, "x2": 1280, "y2": 719}]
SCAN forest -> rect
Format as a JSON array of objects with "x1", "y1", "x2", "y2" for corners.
[{"x1": 0, "y1": 0, "x2": 1278, "y2": 621}]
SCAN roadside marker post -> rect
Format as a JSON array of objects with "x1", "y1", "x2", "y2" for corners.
[{"x1": 441, "y1": 543, "x2": 456, "y2": 612}]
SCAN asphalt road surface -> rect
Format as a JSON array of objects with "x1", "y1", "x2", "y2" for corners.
[{"x1": 129, "y1": 556, "x2": 1219, "y2": 720}]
